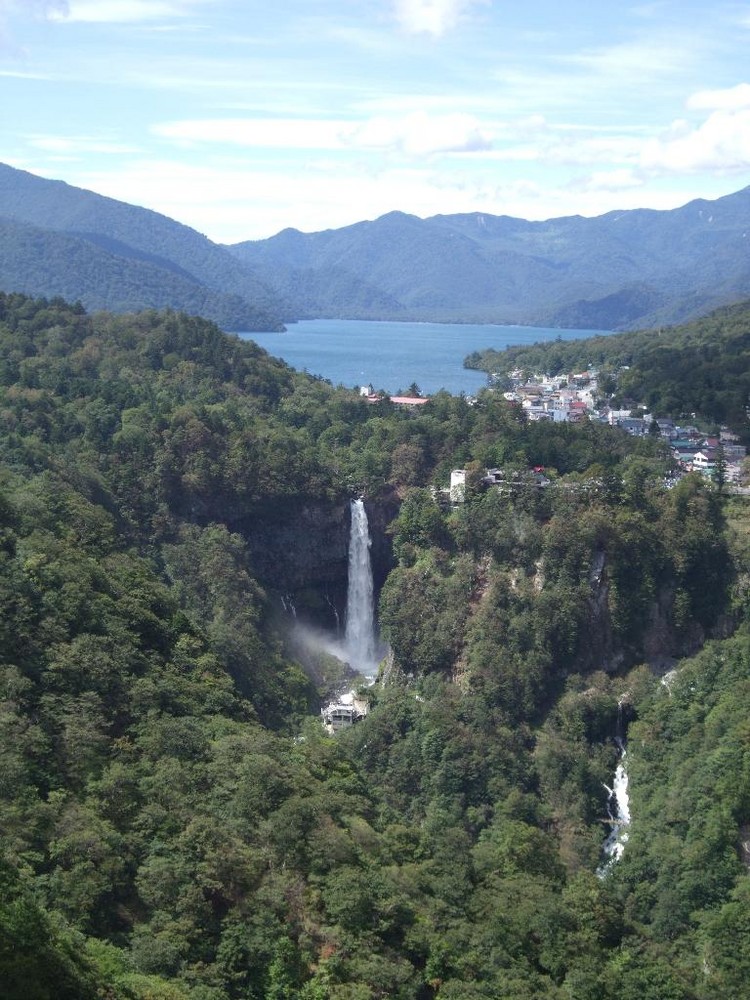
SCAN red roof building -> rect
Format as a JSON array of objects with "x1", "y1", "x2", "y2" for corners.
[{"x1": 389, "y1": 396, "x2": 430, "y2": 407}]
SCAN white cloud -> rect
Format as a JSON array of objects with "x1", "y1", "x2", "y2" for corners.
[
  {"x1": 154, "y1": 106, "x2": 739, "y2": 181},
  {"x1": 392, "y1": 0, "x2": 489, "y2": 37},
  {"x1": 0, "y1": 0, "x2": 68, "y2": 16},
  {"x1": 26, "y1": 134, "x2": 142, "y2": 154},
  {"x1": 347, "y1": 112, "x2": 492, "y2": 156},
  {"x1": 152, "y1": 113, "x2": 493, "y2": 158},
  {"x1": 354, "y1": 93, "x2": 500, "y2": 116},
  {"x1": 569, "y1": 168, "x2": 644, "y2": 193},
  {"x1": 50, "y1": 0, "x2": 206, "y2": 23},
  {"x1": 0, "y1": 68, "x2": 53, "y2": 78},
  {"x1": 448, "y1": 125, "x2": 643, "y2": 169},
  {"x1": 687, "y1": 82, "x2": 750, "y2": 111},
  {"x1": 547, "y1": 134, "x2": 644, "y2": 167},
  {"x1": 640, "y1": 108, "x2": 750, "y2": 173},
  {"x1": 0, "y1": 0, "x2": 67, "y2": 51},
  {"x1": 562, "y1": 36, "x2": 696, "y2": 82},
  {"x1": 152, "y1": 118, "x2": 350, "y2": 150},
  {"x1": 324, "y1": 24, "x2": 403, "y2": 56}
]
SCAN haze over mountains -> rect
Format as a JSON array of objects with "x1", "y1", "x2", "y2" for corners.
[{"x1": 1, "y1": 161, "x2": 749, "y2": 331}]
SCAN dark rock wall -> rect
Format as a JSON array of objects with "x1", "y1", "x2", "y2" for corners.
[{"x1": 239, "y1": 493, "x2": 398, "y2": 631}]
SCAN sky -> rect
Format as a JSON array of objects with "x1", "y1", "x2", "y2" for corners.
[{"x1": 1, "y1": 0, "x2": 750, "y2": 243}]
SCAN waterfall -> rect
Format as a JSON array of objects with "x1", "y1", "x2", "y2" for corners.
[
  {"x1": 600, "y1": 740, "x2": 631, "y2": 868},
  {"x1": 345, "y1": 499, "x2": 379, "y2": 677},
  {"x1": 280, "y1": 594, "x2": 297, "y2": 618},
  {"x1": 598, "y1": 700, "x2": 631, "y2": 876}
]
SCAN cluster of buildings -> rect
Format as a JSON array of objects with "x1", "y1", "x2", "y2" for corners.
[
  {"x1": 501, "y1": 369, "x2": 598, "y2": 423},
  {"x1": 669, "y1": 428, "x2": 746, "y2": 481},
  {"x1": 357, "y1": 371, "x2": 747, "y2": 488},
  {"x1": 359, "y1": 385, "x2": 430, "y2": 408},
  {"x1": 501, "y1": 368, "x2": 747, "y2": 484}
]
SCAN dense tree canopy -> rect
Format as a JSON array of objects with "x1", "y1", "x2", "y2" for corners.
[{"x1": 0, "y1": 293, "x2": 748, "y2": 999}]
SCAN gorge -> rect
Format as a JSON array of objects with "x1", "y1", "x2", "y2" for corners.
[{"x1": 0, "y1": 292, "x2": 748, "y2": 1000}]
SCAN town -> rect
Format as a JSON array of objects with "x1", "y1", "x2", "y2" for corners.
[{"x1": 444, "y1": 366, "x2": 748, "y2": 497}]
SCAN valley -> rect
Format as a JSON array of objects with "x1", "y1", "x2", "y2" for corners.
[
  {"x1": 1, "y1": 290, "x2": 749, "y2": 999},
  {"x1": 4, "y1": 3, "x2": 750, "y2": 998}
]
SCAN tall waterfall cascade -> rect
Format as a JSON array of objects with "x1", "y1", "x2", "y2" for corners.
[
  {"x1": 345, "y1": 499, "x2": 380, "y2": 678},
  {"x1": 319, "y1": 499, "x2": 384, "y2": 733}
]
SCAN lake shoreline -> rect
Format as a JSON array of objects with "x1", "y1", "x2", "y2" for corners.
[{"x1": 239, "y1": 318, "x2": 613, "y2": 397}]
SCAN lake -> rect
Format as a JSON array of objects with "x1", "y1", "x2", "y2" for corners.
[{"x1": 239, "y1": 319, "x2": 612, "y2": 396}]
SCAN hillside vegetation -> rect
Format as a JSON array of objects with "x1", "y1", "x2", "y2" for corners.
[
  {"x1": 1, "y1": 293, "x2": 749, "y2": 999},
  {"x1": 0, "y1": 164, "x2": 285, "y2": 331}
]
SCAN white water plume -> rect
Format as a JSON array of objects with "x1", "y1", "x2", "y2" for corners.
[
  {"x1": 345, "y1": 499, "x2": 381, "y2": 678},
  {"x1": 282, "y1": 500, "x2": 384, "y2": 686}
]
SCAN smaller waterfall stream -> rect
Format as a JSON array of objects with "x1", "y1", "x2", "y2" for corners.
[
  {"x1": 345, "y1": 499, "x2": 380, "y2": 677},
  {"x1": 598, "y1": 700, "x2": 631, "y2": 876},
  {"x1": 600, "y1": 739, "x2": 631, "y2": 867}
]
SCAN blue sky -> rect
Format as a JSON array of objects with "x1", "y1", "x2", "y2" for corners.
[{"x1": 2, "y1": 0, "x2": 750, "y2": 241}]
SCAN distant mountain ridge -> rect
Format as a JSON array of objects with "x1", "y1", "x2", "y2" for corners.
[
  {"x1": 0, "y1": 163, "x2": 286, "y2": 330},
  {"x1": 228, "y1": 188, "x2": 750, "y2": 330},
  {"x1": 2, "y1": 161, "x2": 749, "y2": 332}
]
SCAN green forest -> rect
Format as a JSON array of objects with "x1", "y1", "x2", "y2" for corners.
[
  {"x1": 0, "y1": 217, "x2": 285, "y2": 334},
  {"x1": 465, "y1": 299, "x2": 750, "y2": 438},
  {"x1": 1, "y1": 292, "x2": 750, "y2": 999}
]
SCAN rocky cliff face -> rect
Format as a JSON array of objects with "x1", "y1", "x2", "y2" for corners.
[
  {"x1": 363, "y1": 490, "x2": 401, "y2": 595},
  {"x1": 583, "y1": 549, "x2": 732, "y2": 675},
  {"x1": 238, "y1": 492, "x2": 398, "y2": 631}
]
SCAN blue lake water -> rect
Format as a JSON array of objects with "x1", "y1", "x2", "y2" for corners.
[{"x1": 239, "y1": 319, "x2": 612, "y2": 396}]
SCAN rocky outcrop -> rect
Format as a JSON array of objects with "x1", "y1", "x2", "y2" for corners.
[
  {"x1": 581, "y1": 548, "x2": 621, "y2": 673},
  {"x1": 583, "y1": 548, "x2": 734, "y2": 675}
]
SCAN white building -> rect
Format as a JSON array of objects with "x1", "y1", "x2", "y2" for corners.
[{"x1": 321, "y1": 691, "x2": 369, "y2": 734}]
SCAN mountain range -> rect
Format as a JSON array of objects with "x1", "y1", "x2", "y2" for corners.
[
  {"x1": 229, "y1": 188, "x2": 750, "y2": 330},
  {"x1": 1, "y1": 161, "x2": 750, "y2": 331}
]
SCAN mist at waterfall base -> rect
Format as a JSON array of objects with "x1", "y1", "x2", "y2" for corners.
[{"x1": 285, "y1": 500, "x2": 386, "y2": 687}]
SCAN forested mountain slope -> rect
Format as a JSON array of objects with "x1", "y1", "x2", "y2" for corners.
[
  {"x1": 229, "y1": 186, "x2": 750, "y2": 329},
  {"x1": 0, "y1": 163, "x2": 285, "y2": 331},
  {"x1": 0, "y1": 216, "x2": 279, "y2": 331},
  {"x1": 1, "y1": 293, "x2": 749, "y2": 1000}
]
